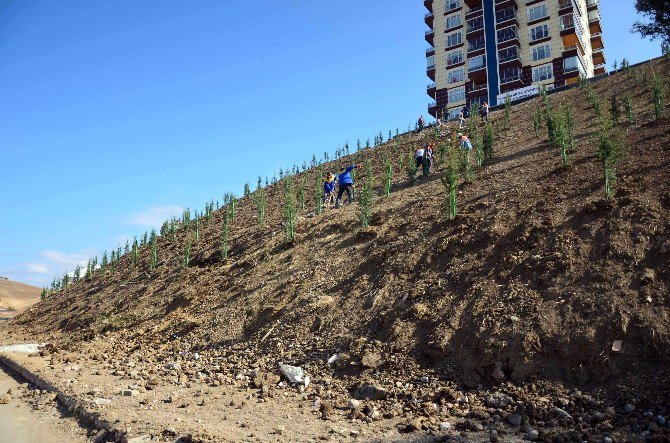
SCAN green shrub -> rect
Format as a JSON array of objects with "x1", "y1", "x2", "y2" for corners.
[
  {"x1": 283, "y1": 176, "x2": 296, "y2": 242},
  {"x1": 652, "y1": 75, "x2": 666, "y2": 120},
  {"x1": 597, "y1": 118, "x2": 628, "y2": 200},
  {"x1": 483, "y1": 124, "x2": 494, "y2": 160},
  {"x1": 221, "y1": 207, "x2": 230, "y2": 259},
  {"x1": 440, "y1": 153, "x2": 459, "y2": 220},
  {"x1": 610, "y1": 96, "x2": 620, "y2": 124},
  {"x1": 624, "y1": 95, "x2": 636, "y2": 123}
]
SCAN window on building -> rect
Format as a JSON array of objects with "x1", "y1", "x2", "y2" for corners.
[
  {"x1": 446, "y1": 107, "x2": 461, "y2": 120},
  {"x1": 497, "y1": 26, "x2": 518, "y2": 43},
  {"x1": 447, "y1": 49, "x2": 463, "y2": 67},
  {"x1": 445, "y1": 0, "x2": 461, "y2": 13},
  {"x1": 448, "y1": 86, "x2": 466, "y2": 103},
  {"x1": 468, "y1": 55, "x2": 486, "y2": 71},
  {"x1": 560, "y1": 14, "x2": 576, "y2": 31},
  {"x1": 446, "y1": 13, "x2": 462, "y2": 29},
  {"x1": 528, "y1": 4, "x2": 548, "y2": 22},
  {"x1": 447, "y1": 67, "x2": 465, "y2": 84},
  {"x1": 532, "y1": 44, "x2": 552, "y2": 61},
  {"x1": 500, "y1": 66, "x2": 521, "y2": 83},
  {"x1": 498, "y1": 46, "x2": 519, "y2": 62},
  {"x1": 533, "y1": 63, "x2": 554, "y2": 82},
  {"x1": 467, "y1": 35, "x2": 485, "y2": 52},
  {"x1": 466, "y1": 16, "x2": 483, "y2": 32},
  {"x1": 447, "y1": 31, "x2": 463, "y2": 48},
  {"x1": 530, "y1": 24, "x2": 549, "y2": 41}
]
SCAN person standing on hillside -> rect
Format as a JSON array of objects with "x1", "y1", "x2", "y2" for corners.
[
  {"x1": 459, "y1": 133, "x2": 473, "y2": 162},
  {"x1": 323, "y1": 173, "x2": 337, "y2": 207},
  {"x1": 418, "y1": 115, "x2": 425, "y2": 131},
  {"x1": 335, "y1": 164, "x2": 361, "y2": 208},
  {"x1": 482, "y1": 101, "x2": 490, "y2": 123},
  {"x1": 459, "y1": 109, "x2": 466, "y2": 129},
  {"x1": 423, "y1": 142, "x2": 434, "y2": 176},
  {"x1": 414, "y1": 145, "x2": 425, "y2": 176}
]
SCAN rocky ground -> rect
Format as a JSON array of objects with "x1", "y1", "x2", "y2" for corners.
[{"x1": 4, "y1": 58, "x2": 670, "y2": 442}]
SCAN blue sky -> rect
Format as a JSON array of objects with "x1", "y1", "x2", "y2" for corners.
[{"x1": 0, "y1": 1, "x2": 663, "y2": 287}]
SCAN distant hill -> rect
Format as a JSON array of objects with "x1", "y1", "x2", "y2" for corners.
[{"x1": 0, "y1": 279, "x2": 41, "y2": 313}]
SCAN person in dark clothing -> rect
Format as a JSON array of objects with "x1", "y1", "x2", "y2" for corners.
[
  {"x1": 463, "y1": 105, "x2": 471, "y2": 118},
  {"x1": 335, "y1": 164, "x2": 361, "y2": 208},
  {"x1": 323, "y1": 173, "x2": 337, "y2": 207},
  {"x1": 418, "y1": 115, "x2": 425, "y2": 131}
]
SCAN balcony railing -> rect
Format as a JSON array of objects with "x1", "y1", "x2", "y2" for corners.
[
  {"x1": 427, "y1": 82, "x2": 436, "y2": 90},
  {"x1": 500, "y1": 74, "x2": 521, "y2": 84},
  {"x1": 467, "y1": 21, "x2": 484, "y2": 33},
  {"x1": 468, "y1": 42, "x2": 485, "y2": 52},
  {"x1": 466, "y1": 6, "x2": 482, "y2": 16},
  {"x1": 466, "y1": 83, "x2": 487, "y2": 93},
  {"x1": 428, "y1": 101, "x2": 437, "y2": 108}
]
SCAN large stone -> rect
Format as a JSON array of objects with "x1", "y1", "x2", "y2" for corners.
[
  {"x1": 355, "y1": 384, "x2": 388, "y2": 401},
  {"x1": 486, "y1": 392, "x2": 513, "y2": 409},
  {"x1": 508, "y1": 414, "x2": 523, "y2": 427},
  {"x1": 361, "y1": 352, "x2": 384, "y2": 369},
  {"x1": 0, "y1": 394, "x2": 11, "y2": 404}
]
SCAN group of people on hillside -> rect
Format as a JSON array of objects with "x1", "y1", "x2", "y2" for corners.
[
  {"x1": 322, "y1": 164, "x2": 360, "y2": 209},
  {"x1": 458, "y1": 101, "x2": 490, "y2": 128},
  {"x1": 325, "y1": 114, "x2": 477, "y2": 209}
]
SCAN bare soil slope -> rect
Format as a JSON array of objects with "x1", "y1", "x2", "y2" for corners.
[
  {"x1": 0, "y1": 279, "x2": 41, "y2": 313},
  {"x1": 6, "y1": 58, "x2": 670, "y2": 441}
]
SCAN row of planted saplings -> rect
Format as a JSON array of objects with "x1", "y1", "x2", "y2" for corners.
[{"x1": 40, "y1": 123, "x2": 436, "y2": 299}]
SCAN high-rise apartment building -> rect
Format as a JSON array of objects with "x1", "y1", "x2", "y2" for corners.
[{"x1": 424, "y1": 0, "x2": 605, "y2": 120}]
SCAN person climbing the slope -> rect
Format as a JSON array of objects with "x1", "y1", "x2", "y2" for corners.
[
  {"x1": 418, "y1": 115, "x2": 425, "y2": 131},
  {"x1": 323, "y1": 173, "x2": 337, "y2": 207},
  {"x1": 335, "y1": 164, "x2": 361, "y2": 208},
  {"x1": 414, "y1": 145, "x2": 425, "y2": 176},
  {"x1": 459, "y1": 133, "x2": 473, "y2": 162},
  {"x1": 423, "y1": 142, "x2": 434, "y2": 176},
  {"x1": 481, "y1": 101, "x2": 490, "y2": 123}
]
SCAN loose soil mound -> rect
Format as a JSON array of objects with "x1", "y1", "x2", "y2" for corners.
[
  {"x1": 0, "y1": 279, "x2": 41, "y2": 313},
  {"x1": 7, "y1": 58, "x2": 670, "y2": 441}
]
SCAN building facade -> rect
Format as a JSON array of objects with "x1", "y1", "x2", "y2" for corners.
[{"x1": 424, "y1": 0, "x2": 605, "y2": 120}]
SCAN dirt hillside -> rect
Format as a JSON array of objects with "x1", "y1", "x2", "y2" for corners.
[
  {"x1": 5, "y1": 57, "x2": 670, "y2": 441},
  {"x1": 0, "y1": 279, "x2": 41, "y2": 313}
]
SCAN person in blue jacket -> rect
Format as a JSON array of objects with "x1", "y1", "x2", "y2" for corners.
[
  {"x1": 323, "y1": 173, "x2": 337, "y2": 207},
  {"x1": 335, "y1": 164, "x2": 361, "y2": 208}
]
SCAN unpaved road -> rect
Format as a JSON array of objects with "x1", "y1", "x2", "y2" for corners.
[{"x1": 0, "y1": 365, "x2": 87, "y2": 443}]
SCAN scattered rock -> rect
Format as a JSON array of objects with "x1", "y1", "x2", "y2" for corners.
[
  {"x1": 361, "y1": 352, "x2": 383, "y2": 369},
  {"x1": 508, "y1": 413, "x2": 523, "y2": 427},
  {"x1": 0, "y1": 394, "x2": 11, "y2": 404},
  {"x1": 439, "y1": 422, "x2": 452, "y2": 431},
  {"x1": 165, "y1": 362, "x2": 181, "y2": 371},
  {"x1": 624, "y1": 403, "x2": 636, "y2": 413},
  {"x1": 354, "y1": 384, "x2": 388, "y2": 401},
  {"x1": 278, "y1": 364, "x2": 307, "y2": 385},
  {"x1": 348, "y1": 399, "x2": 361, "y2": 410},
  {"x1": 122, "y1": 389, "x2": 139, "y2": 397},
  {"x1": 251, "y1": 372, "x2": 280, "y2": 389},
  {"x1": 486, "y1": 392, "x2": 513, "y2": 409}
]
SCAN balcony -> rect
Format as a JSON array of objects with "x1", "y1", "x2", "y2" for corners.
[
  {"x1": 464, "y1": 0, "x2": 482, "y2": 8},
  {"x1": 427, "y1": 82, "x2": 436, "y2": 96},
  {"x1": 594, "y1": 63, "x2": 606, "y2": 75},
  {"x1": 592, "y1": 47, "x2": 605, "y2": 65},
  {"x1": 466, "y1": 18, "x2": 484, "y2": 36},
  {"x1": 426, "y1": 47, "x2": 435, "y2": 57},
  {"x1": 427, "y1": 67, "x2": 436, "y2": 81},
  {"x1": 466, "y1": 82, "x2": 488, "y2": 95},
  {"x1": 586, "y1": 0, "x2": 599, "y2": 11},
  {"x1": 425, "y1": 29, "x2": 434, "y2": 46},
  {"x1": 465, "y1": 6, "x2": 483, "y2": 18},
  {"x1": 428, "y1": 102, "x2": 438, "y2": 118},
  {"x1": 468, "y1": 61, "x2": 487, "y2": 82},
  {"x1": 425, "y1": 12, "x2": 434, "y2": 28},
  {"x1": 424, "y1": 0, "x2": 433, "y2": 13},
  {"x1": 589, "y1": 11, "x2": 602, "y2": 34}
]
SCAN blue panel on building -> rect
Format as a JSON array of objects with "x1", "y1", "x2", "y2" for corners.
[{"x1": 483, "y1": 0, "x2": 500, "y2": 106}]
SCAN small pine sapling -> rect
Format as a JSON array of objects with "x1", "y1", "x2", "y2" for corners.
[
  {"x1": 610, "y1": 96, "x2": 620, "y2": 124},
  {"x1": 315, "y1": 167, "x2": 324, "y2": 215},
  {"x1": 184, "y1": 241, "x2": 191, "y2": 268},
  {"x1": 132, "y1": 238, "x2": 138, "y2": 267},
  {"x1": 533, "y1": 108, "x2": 543, "y2": 137},
  {"x1": 221, "y1": 207, "x2": 230, "y2": 259},
  {"x1": 383, "y1": 155, "x2": 392, "y2": 197},
  {"x1": 483, "y1": 124, "x2": 494, "y2": 160},
  {"x1": 405, "y1": 150, "x2": 417, "y2": 183},
  {"x1": 597, "y1": 118, "x2": 628, "y2": 200},
  {"x1": 151, "y1": 237, "x2": 158, "y2": 270},
  {"x1": 440, "y1": 149, "x2": 459, "y2": 220},
  {"x1": 297, "y1": 175, "x2": 306, "y2": 210},
  {"x1": 194, "y1": 218, "x2": 199, "y2": 242},
  {"x1": 283, "y1": 177, "x2": 296, "y2": 242},
  {"x1": 624, "y1": 95, "x2": 636, "y2": 124},
  {"x1": 255, "y1": 186, "x2": 267, "y2": 227},
  {"x1": 244, "y1": 183, "x2": 250, "y2": 197},
  {"x1": 651, "y1": 75, "x2": 666, "y2": 120},
  {"x1": 356, "y1": 160, "x2": 374, "y2": 229}
]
